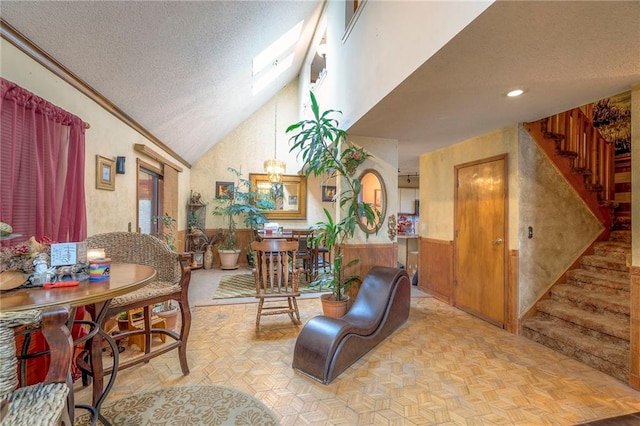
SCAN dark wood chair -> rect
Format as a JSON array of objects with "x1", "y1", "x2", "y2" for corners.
[
  {"x1": 83, "y1": 232, "x2": 192, "y2": 384},
  {"x1": 291, "y1": 229, "x2": 317, "y2": 282},
  {"x1": 0, "y1": 305, "x2": 73, "y2": 425},
  {"x1": 251, "y1": 239, "x2": 303, "y2": 332}
]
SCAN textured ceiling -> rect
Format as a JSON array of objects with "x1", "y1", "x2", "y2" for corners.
[
  {"x1": 2, "y1": 1, "x2": 639, "y2": 175},
  {"x1": 1, "y1": 0, "x2": 324, "y2": 165},
  {"x1": 350, "y1": 0, "x2": 640, "y2": 174}
]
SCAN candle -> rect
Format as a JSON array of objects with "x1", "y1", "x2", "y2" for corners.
[
  {"x1": 87, "y1": 248, "x2": 106, "y2": 261},
  {"x1": 89, "y1": 258, "x2": 111, "y2": 281}
]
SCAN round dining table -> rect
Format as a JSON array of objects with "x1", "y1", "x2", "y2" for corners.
[
  {"x1": 0, "y1": 263, "x2": 156, "y2": 425},
  {"x1": 0, "y1": 263, "x2": 156, "y2": 312}
]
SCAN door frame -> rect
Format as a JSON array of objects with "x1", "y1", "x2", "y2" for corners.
[
  {"x1": 136, "y1": 159, "x2": 165, "y2": 235},
  {"x1": 453, "y1": 154, "x2": 510, "y2": 328}
]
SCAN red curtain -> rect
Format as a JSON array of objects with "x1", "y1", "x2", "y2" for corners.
[{"x1": 0, "y1": 77, "x2": 87, "y2": 244}]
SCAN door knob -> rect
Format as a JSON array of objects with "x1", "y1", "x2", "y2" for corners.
[{"x1": 493, "y1": 238, "x2": 504, "y2": 245}]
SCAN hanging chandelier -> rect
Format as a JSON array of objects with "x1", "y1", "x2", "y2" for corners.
[{"x1": 264, "y1": 91, "x2": 286, "y2": 183}]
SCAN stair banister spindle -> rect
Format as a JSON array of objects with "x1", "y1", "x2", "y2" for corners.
[
  {"x1": 589, "y1": 126, "x2": 599, "y2": 190},
  {"x1": 563, "y1": 112, "x2": 571, "y2": 152}
]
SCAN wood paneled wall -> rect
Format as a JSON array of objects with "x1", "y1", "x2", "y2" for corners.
[
  {"x1": 507, "y1": 249, "x2": 518, "y2": 334},
  {"x1": 630, "y1": 266, "x2": 640, "y2": 390},
  {"x1": 180, "y1": 228, "x2": 253, "y2": 266},
  {"x1": 342, "y1": 242, "x2": 397, "y2": 305},
  {"x1": 419, "y1": 238, "x2": 453, "y2": 303}
]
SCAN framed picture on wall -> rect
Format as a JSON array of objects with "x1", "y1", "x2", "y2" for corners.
[
  {"x1": 215, "y1": 181, "x2": 234, "y2": 199},
  {"x1": 96, "y1": 155, "x2": 115, "y2": 191},
  {"x1": 321, "y1": 185, "x2": 336, "y2": 202}
]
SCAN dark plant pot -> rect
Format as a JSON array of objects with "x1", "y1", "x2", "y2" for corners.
[{"x1": 117, "y1": 318, "x2": 130, "y2": 332}]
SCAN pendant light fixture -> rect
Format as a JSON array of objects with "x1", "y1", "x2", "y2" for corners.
[{"x1": 264, "y1": 86, "x2": 286, "y2": 183}]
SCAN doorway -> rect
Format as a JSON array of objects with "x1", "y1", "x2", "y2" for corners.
[
  {"x1": 454, "y1": 155, "x2": 508, "y2": 327},
  {"x1": 137, "y1": 161, "x2": 164, "y2": 236}
]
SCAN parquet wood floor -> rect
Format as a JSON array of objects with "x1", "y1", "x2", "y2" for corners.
[{"x1": 74, "y1": 295, "x2": 640, "y2": 425}]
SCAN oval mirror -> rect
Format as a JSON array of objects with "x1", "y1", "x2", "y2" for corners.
[{"x1": 357, "y1": 168, "x2": 386, "y2": 234}]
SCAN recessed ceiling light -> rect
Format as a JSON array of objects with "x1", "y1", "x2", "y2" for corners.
[{"x1": 506, "y1": 89, "x2": 525, "y2": 97}]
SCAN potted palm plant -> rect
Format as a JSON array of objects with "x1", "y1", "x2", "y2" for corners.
[
  {"x1": 212, "y1": 167, "x2": 272, "y2": 269},
  {"x1": 287, "y1": 92, "x2": 378, "y2": 316}
]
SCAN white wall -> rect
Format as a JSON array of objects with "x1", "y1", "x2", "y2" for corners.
[
  {"x1": 349, "y1": 136, "x2": 398, "y2": 244},
  {"x1": 1, "y1": 39, "x2": 191, "y2": 236},
  {"x1": 321, "y1": 0, "x2": 492, "y2": 129}
]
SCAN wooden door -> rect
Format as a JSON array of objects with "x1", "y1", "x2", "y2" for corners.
[{"x1": 454, "y1": 155, "x2": 507, "y2": 327}]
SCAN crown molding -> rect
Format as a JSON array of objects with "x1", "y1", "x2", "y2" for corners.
[{"x1": 0, "y1": 18, "x2": 191, "y2": 169}]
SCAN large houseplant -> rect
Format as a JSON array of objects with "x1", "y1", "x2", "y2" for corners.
[
  {"x1": 212, "y1": 167, "x2": 272, "y2": 269},
  {"x1": 287, "y1": 92, "x2": 378, "y2": 311}
]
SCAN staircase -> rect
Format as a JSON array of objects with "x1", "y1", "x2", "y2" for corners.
[
  {"x1": 521, "y1": 230, "x2": 631, "y2": 382},
  {"x1": 523, "y1": 108, "x2": 633, "y2": 383}
]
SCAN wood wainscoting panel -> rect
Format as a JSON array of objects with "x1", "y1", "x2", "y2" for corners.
[
  {"x1": 342, "y1": 242, "x2": 397, "y2": 305},
  {"x1": 507, "y1": 249, "x2": 518, "y2": 334},
  {"x1": 630, "y1": 266, "x2": 640, "y2": 390},
  {"x1": 420, "y1": 238, "x2": 453, "y2": 304}
]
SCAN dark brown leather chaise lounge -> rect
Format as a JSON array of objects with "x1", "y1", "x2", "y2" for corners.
[{"x1": 292, "y1": 266, "x2": 411, "y2": 384}]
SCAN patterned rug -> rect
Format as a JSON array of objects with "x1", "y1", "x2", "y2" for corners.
[
  {"x1": 75, "y1": 385, "x2": 279, "y2": 425},
  {"x1": 213, "y1": 273, "x2": 329, "y2": 299}
]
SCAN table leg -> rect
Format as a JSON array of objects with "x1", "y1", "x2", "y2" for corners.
[{"x1": 86, "y1": 300, "x2": 119, "y2": 425}]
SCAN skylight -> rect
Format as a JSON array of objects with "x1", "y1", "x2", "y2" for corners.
[
  {"x1": 252, "y1": 20, "x2": 303, "y2": 95},
  {"x1": 252, "y1": 54, "x2": 294, "y2": 95},
  {"x1": 253, "y1": 21, "x2": 303, "y2": 76}
]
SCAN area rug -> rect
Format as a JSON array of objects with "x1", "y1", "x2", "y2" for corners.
[
  {"x1": 75, "y1": 385, "x2": 279, "y2": 425},
  {"x1": 213, "y1": 273, "x2": 329, "y2": 299}
]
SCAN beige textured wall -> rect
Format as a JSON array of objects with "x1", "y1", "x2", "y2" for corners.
[
  {"x1": 1, "y1": 39, "x2": 191, "y2": 236},
  {"x1": 190, "y1": 81, "x2": 328, "y2": 231},
  {"x1": 518, "y1": 126, "x2": 603, "y2": 315},
  {"x1": 419, "y1": 125, "x2": 519, "y2": 245}
]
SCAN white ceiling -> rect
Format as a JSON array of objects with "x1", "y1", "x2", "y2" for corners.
[{"x1": 2, "y1": 1, "x2": 639, "y2": 175}]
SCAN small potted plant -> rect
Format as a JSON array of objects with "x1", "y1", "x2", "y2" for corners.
[
  {"x1": 152, "y1": 213, "x2": 177, "y2": 251},
  {"x1": 212, "y1": 167, "x2": 273, "y2": 269},
  {"x1": 287, "y1": 92, "x2": 378, "y2": 316}
]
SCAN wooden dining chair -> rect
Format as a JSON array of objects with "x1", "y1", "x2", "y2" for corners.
[
  {"x1": 251, "y1": 239, "x2": 303, "y2": 332},
  {"x1": 291, "y1": 229, "x2": 317, "y2": 282},
  {"x1": 0, "y1": 305, "x2": 74, "y2": 425}
]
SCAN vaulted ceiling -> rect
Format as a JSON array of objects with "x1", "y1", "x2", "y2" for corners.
[{"x1": 2, "y1": 1, "x2": 639, "y2": 175}]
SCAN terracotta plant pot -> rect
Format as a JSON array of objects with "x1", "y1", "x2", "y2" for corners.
[
  {"x1": 320, "y1": 293, "x2": 349, "y2": 318},
  {"x1": 154, "y1": 305, "x2": 179, "y2": 331},
  {"x1": 218, "y1": 249, "x2": 240, "y2": 270}
]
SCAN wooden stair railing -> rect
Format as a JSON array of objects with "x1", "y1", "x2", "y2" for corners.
[{"x1": 524, "y1": 108, "x2": 616, "y2": 233}]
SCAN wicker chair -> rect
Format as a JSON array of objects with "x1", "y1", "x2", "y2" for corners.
[
  {"x1": 0, "y1": 305, "x2": 73, "y2": 425},
  {"x1": 83, "y1": 232, "x2": 191, "y2": 377}
]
